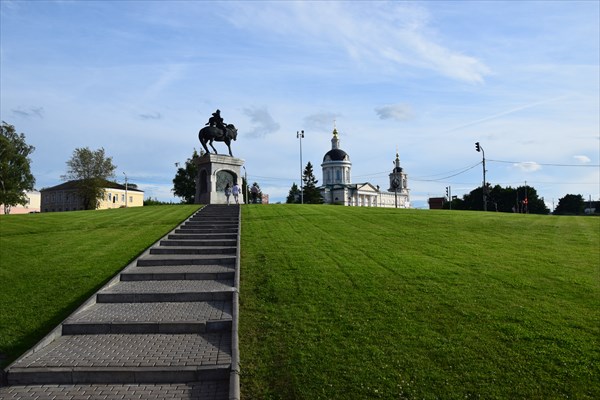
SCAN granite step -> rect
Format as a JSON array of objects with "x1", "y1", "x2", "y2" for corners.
[
  {"x1": 179, "y1": 224, "x2": 237, "y2": 229},
  {"x1": 0, "y1": 381, "x2": 229, "y2": 400},
  {"x1": 183, "y1": 220, "x2": 238, "y2": 226},
  {"x1": 120, "y1": 264, "x2": 235, "y2": 281},
  {"x1": 96, "y1": 280, "x2": 234, "y2": 303},
  {"x1": 63, "y1": 301, "x2": 232, "y2": 334},
  {"x1": 6, "y1": 333, "x2": 231, "y2": 385},
  {"x1": 175, "y1": 228, "x2": 238, "y2": 235},
  {"x1": 150, "y1": 246, "x2": 236, "y2": 255},
  {"x1": 186, "y1": 216, "x2": 238, "y2": 221},
  {"x1": 160, "y1": 238, "x2": 237, "y2": 247},
  {"x1": 168, "y1": 233, "x2": 237, "y2": 241},
  {"x1": 136, "y1": 254, "x2": 236, "y2": 267}
]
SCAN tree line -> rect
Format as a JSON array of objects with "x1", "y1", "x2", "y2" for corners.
[{"x1": 445, "y1": 184, "x2": 594, "y2": 215}]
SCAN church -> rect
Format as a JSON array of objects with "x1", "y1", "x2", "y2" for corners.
[{"x1": 319, "y1": 127, "x2": 410, "y2": 208}]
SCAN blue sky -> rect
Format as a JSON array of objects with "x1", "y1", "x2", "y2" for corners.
[{"x1": 1, "y1": 0, "x2": 598, "y2": 208}]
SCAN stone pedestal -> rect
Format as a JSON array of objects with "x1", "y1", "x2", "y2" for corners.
[{"x1": 194, "y1": 154, "x2": 245, "y2": 204}]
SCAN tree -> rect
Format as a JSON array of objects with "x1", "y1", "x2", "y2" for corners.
[
  {"x1": 452, "y1": 184, "x2": 549, "y2": 214},
  {"x1": 302, "y1": 161, "x2": 322, "y2": 204},
  {"x1": 172, "y1": 150, "x2": 200, "y2": 204},
  {"x1": 0, "y1": 122, "x2": 36, "y2": 214},
  {"x1": 286, "y1": 182, "x2": 301, "y2": 204},
  {"x1": 62, "y1": 147, "x2": 117, "y2": 210},
  {"x1": 241, "y1": 176, "x2": 248, "y2": 204},
  {"x1": 554, "y1": 194, "x2": 585, "y2": 215}
]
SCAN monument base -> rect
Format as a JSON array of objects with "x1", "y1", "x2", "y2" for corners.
[{"x1": 194, "y1": 154, "x2": 245, "y2": 205}]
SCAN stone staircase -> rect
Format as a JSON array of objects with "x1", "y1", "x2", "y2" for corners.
[{"x1": 1, "y1": 204, "x2": 240, "y2": 399}]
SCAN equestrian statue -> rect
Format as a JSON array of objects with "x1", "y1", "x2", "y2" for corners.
[{"x1": 198, "y1": 109, "x2": 238, "y2": 157}]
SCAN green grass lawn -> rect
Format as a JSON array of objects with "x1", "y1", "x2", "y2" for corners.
[
  {"x1": 240, "y1": 205, "x2": 599, "y2": 399},
  {"x1": 0, "y1": 205, "x2": 200, "y2": 366},
  {"x1": 1, "y1": 204, "x2": 598, "y2": 398}
]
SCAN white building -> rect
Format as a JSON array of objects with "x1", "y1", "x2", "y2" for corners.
[
  {"x1": 319, "y1": 128, "x2": 409, "y2": 208},
  {"x1": 0, "y1": 191, "x2": 41, "y2": 214},
  {"x1": 40, "y1": 180, "x2": 144, "y2": 212}
]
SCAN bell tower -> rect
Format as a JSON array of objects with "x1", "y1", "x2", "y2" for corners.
[{"x1": 388, "y1": 152, "x2": 407, "y2": 193}]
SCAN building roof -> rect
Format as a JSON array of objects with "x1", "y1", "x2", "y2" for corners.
[
  {"x1": 323, "y1": 148, "x2": 349, "y2": 162},
  {"x1": 41, "y1": 179, "x2": 143, "y2": 192}
]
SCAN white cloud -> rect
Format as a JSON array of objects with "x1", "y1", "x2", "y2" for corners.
[
  {"x1": 243, "y1": 106, "x2": 280, "y2": 138},
  {"x1": 375, "y1": 104, "x2": 414, "y2": 121},
  {"x1": 573, "y1": 155, "x2": 591, "y2": 163},
  {"x1": 304, "y1": 112, "x2": 340, "y2": 131},
  {"x1": 513, "y1": 162, "x2": 542, "y2": 172},
  {"x1": 138, "y1": 112, "x2": 162, "y2": 120},
  {"x1": 11, "y1": 106, "x2": 44, "y2": 119},
  {"x1": 224, "y1": 2, "x2": 490, "y2": 83}
]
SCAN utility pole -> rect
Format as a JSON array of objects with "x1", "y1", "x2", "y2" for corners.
[
  {"x1": 475, "y1": 142, "x2": 487, "y2": 211},
  {"x1": 525, "y1": 180, "x2": 529, "y2": 214},
  {"x1": 243, "y1": 166, "x2": 248, "y2": 205},
  {"x1": 446, "y1": 186, "x2": 452, "y2": 210},
  {"x1": 297, "y1": 130, "x2": 304, "y2": 204},
  {"x1": 123, "y1": 172, "x2": 128, "y2": 207}
]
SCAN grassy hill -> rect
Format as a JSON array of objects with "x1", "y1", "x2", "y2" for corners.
[
  {"x1": 1, "y1": 204, "x2": 598, "y2": 398},
  {"x1": 240, "y1": 205, "x2": 599, "y2": 399},
  {"x1": 0, "y1": 205, "x2": 200, "y2": 367}
]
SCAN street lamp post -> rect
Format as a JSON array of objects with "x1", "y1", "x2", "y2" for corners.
[
  {"x1": 475, "y1": 142, "x2": 487, "y2": 211},
  {"x1": 297, "y1": 130, "x2": 304, "y2": 204},
  {"x1": 242, "y1": 165, "x2": 248, "y2": 205},
  {"x1": 123, "y1": 172, "x2": 128, "y2": 208}
]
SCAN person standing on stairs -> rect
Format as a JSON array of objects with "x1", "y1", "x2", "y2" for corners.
[
  {"x1": 225, "y1": 183, "x2": 232, "y2": 205},
  {"x1": 232, "y1": 183, "x2": 240, "y2": 204}
]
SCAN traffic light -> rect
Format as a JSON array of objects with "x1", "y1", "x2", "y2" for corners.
[{"x1": 475, "y1": 142, "x2": 481, "y2": 152}]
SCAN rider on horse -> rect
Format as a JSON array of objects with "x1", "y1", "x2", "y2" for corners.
[{"x1": 206, "y1": 109, "x2": 227, "y2": 138}]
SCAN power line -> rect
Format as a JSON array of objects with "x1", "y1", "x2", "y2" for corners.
[
  {"x1": 412, "y1": 162, "x2": 482, "y2": 182},
  {"x1": 247, "y1": 174, "x2": 295, "y2": 182},
  {"x1": 353, "y1": 171, "x2": 389, "y2": 179},
  {"x1": 488, "y1": 159, "x2": 600, "y2": 167},
  {"x1": 413, "y1": 162, "x2": 482, "y2": 179}
]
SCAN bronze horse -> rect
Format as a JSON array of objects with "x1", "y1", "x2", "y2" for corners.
[{"x1": 198, "y1": 124, "x2": 238, "y2": 157}]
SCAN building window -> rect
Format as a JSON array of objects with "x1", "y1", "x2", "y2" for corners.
[
  {"x1": 121, "y1": 194, "x2": 125, "y2": 202},
  {"x1": 129, "y1": 196, "x2": 133, "y2": 203},
  {"x1": 108, "y1": 193, "x2": 112, "y2": 201}
]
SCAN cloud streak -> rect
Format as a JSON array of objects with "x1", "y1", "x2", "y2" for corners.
[
  {"x1": 11, "y1": 106, "x2": 44, "y2": 119},
  {"x1": 243, "y1": 106, "x2": 280, "y2": 138},
  {"x1": 138, "y1": 112, "x2": 162, "y2": 120},
  {"x1": 573, "y1": 155, "x2": 591, "y2": 163},
  {"x1": 225, "y1": 2, "x2": 490, "y2": 83},
  {"x1": 513, "y1": 162, "x2": 542, "y2": 172},
  {"x1": 444, "y1": 94, "x2": 574, "y2": 133},
  {"x1": 304, "y1": 112, "x2": 340, "y2": 131},
  {"x1": 375, "y1": 104, "x2": 414, "y2": 121}
]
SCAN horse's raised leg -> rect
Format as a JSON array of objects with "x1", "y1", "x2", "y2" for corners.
[
  {"x1": 208, "y1": 139, "x2": 218, "y2": 154},
  {"x1": 199, "y1": 134, "x2": 210, "y2": 155}
]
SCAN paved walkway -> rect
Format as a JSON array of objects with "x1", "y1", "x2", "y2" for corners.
[{"x1": 0, "y1": 204, "x2": 240, "y2": 400}]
